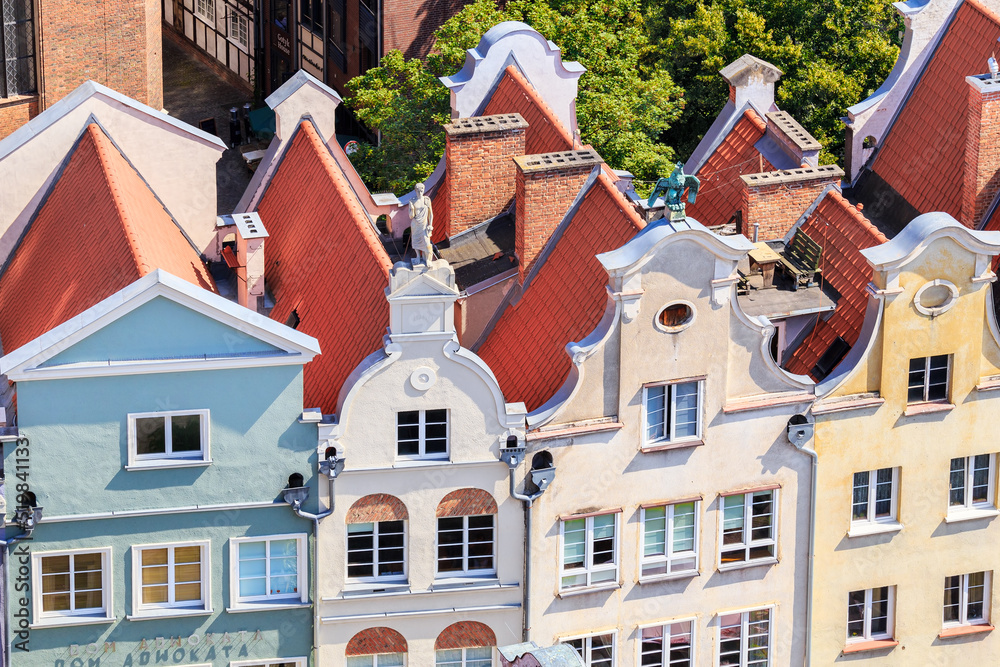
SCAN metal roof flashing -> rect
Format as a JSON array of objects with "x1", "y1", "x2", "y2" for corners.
[{"x1": 861, "y1": 211, "x2": 1000, "y2": 270}]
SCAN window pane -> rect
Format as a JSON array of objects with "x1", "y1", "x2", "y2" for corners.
[
  {"x1": 592, "y1": 514, "x2": 616, "y2": 565},
  {"x1": 908, "y1": 357, "x2": 926, "y2": 402},
  {"x1": 644, "y1": 507, "x2": 666, "y2": 558},
  {"x1": 847, "y1": 589, "x2": 866, "y2": 638},
  {"x1": 672, "y1": 382, "x2": 699, "y2": 438},
  {"x1": 646, "y1": 386, "x2": 666, "y2": 442},
  {"x1": 563, "y1": 519, "x2": 586, "y2": 570},
  {"x1": 852, "y1": 471, "x2": 870, "y2": 521},
  {"x1": 972, "y1": 455, "x2": 992, "y2": 504},
  {"x1": 136, "y1": 417, "x2": 166, "y2": 455},
  {"x1": 722, "y1": 495, "x2": 745, "y2": 545},
  {"x1": 640, "y1": 625, "x2": 664, "y2": 667},
  {"x1": 967, "y1": 571, "x2": 986, "y2": 621},
  {"x1": 435, "y1": 649, "x2": 462, "y2": 667},
  {"x1": 870, "y1": 587, "x2": 889, "y2": 636},
  {"x1": 874, "y1": 468, "x2": 894, "y2": 518},
  {"x1": 950, "y1": 458, "x2": 966, "y2": 506},
  {"x1": 944, "y1": 575, "x2": 961, "y2": 623},
  {"x1": 671, "y1": 502, "x2": 696, "y2": 553},
  {"x1": 750, "y1": 491, "x2": 773, "y2": 542},
  {"x1": 171, "y1": 414, "x2": 202, "y2": 452}
]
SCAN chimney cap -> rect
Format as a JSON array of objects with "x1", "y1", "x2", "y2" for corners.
[
  {"x1": 443, "y1": 113, "x2": 529, "y2": 136},
  {"x1": 766, "y1": 111, "x2": 822, "y2": 152},
  {"x1": 513, "y1": 149, "x2": 603, "y2": 174},
  {"x1": 739, "y1": 164, "x2": 844, "y2": 187},
  {"x1": 720, "y1": 54, "x2": 783, "y2": 87},
  {"x1": 218, "y1": 212, "x2": 269, "y2": 239}
]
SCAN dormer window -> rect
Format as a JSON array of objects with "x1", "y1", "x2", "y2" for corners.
[
  {"x1": 396, "y1": 410, "x2": 448, "y2": 459},
  {"x1": 127, "y1": 410, "x2": 210, "y2": 469},
  {"x1": 907, "y1": 355, "x2": 949, "y2": 403}
]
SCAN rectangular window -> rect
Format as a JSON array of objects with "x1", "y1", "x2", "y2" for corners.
[
  {"x1": 644, "y1": 381, "x2": 702, "y2": 447},
  {"x1": 327, "y1": 0, "x2": 347, "y2": 72},
  {"x1": 640, "y1": 621, "x2": 693, "y2": 667},
  {"x1": 852, "y1": 468, "x2": 898, "y2": 524},
  {"x1": 641, "y1": 501, "x2": 699, "y2": 578},
  {"x1": 847, "y1": 587, "x2": 893, "y2": 642},
  {"x1": 347, "y1": 521, "x2": 406, "y2": 582},
  {"x1": 194, "y1": 0, "x2": 215, "y2": 24},
  {"x1": 563, "y1": 633, "x2": 615, "y2": 667},
  {"x1": 949, "y1": 454, "x2": 995, "y2": 512},
  {"x1": 436, "y1": 515, "x2": 495, "y2": 576},
  {"x1": 358, "y1": 0, "x2": 378, "y2": 73},
  {"x1": 560, "y1": 513, "x2": 619, "y2": 591},
  {"x1": 719, "y1": 490, "x2": 777, "y2": 567},
  {"x1": 944, "y1": 572, "x2": 990, "y2": 626},
  {"x1": 0, "y1": 0, "x2": 37, "y2": 98},
  {"x1": 718, "y1": 608, "x2": 771, "y2": 667},
  {"x1": 300, "y1": 0, "x2": 322, "y2": 33},
  {"x1": 396, "y1": 409, "x2": 448, "y2": 458},
  {"x1": 33, "y1": 549, "x2": 112, "y2": 624},
  {"x1": 435, "y1": 647, "x2": 491, "y2": 667},
  {"x1": 346, "y1": 656, "x2": 405, "y2": 667},
  {"x1": 907, "y1": 355, "x2": 949, "y2": 403},
  {"x1": 228, "y1": 10, "x2": 249, "y2": 50},
  {"x1": 128, "y1": 409, "x2": 210, "y2": 466},
  {"x1": 231, "y1": 535, "x2": 306, "y2": 606},
  {"x1": 133, "y1": 542, "x2": 209, "y2": 613}
]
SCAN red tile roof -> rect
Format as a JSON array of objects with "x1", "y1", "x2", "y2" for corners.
[
  {"x1": 0, "y1": 123, "x2": 215, "y2": 354},
  {"x1": 477, "y1": 172, "x2": 644, "y2": 410},
  {"x1": 256, "y1": 120, "x2": 392, "y2": 412},
  {"x1": 783, "y1": 192, "x2": 887, "y2": 379},
  {"x1": 483, "y1": 65, "x2": 576, "y2": 155},
  {"x1": 869, "y1": 0, "x2": 1000, "y2": 218},
  {"x1": 685, "y1": 109, "x2": 771, "y2": 228}
]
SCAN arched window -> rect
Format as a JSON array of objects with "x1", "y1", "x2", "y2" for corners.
[
  {"x1": 346, "y1": 627, "x2": 407, "y2": 666},
  {"x1": 435, "y1": 621, "x2": 496, "y2": 667},
  {"x1": 346, "y1": 495, "x2": 408, "y2": 583},
  {"x1": 436, "y1": 489, "x2": 498, "y2": 577}
]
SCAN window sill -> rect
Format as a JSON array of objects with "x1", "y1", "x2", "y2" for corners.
[
  {"x1": 718, "y1": 557, "x2": 778, "y2": 572},
  {"x1": 848, "y1": 521, "x2": 903, "y2": 537},
  {"x1": 945, "y1": 508, "x2": 999, "y2": 524},
  {"x1": 557, "y1": 582, "x2": 621, "y2": 598},
  {"x1": 127, "y1": 609, "x2": 213, "y2": 621},
  {"x1": 226, "y1": 37, "x2": 249, "y2": 54},
  {"x1": 939, "y1": 624, "x2": 994, "y2": 638},
  {"x1": 842, "y1": 639, "x2": 898, "y2": 654},
  {"x1": 431, "y1": 576, "x2": 500, "y2": 591},
  {"x1": 903, "y1": 401, "x2": 954, "y2": 416},
  {"x1": 126, "y1": 459, "x2": 212, "y2": 471},
  {"x1": 391, "y1": 457, "x2": 450, "y2": 468},
  {"x1": 641, "y1": 439, "x2": 703, "y2": 453},
  {"x1": 638, "y1": 570, "x2": 699, "y2": 584},
  {"x1": 341, "y1": 582, "x2": 410, "y2": 598},
  {"x1": 226, "y1": 602, "x2": 309, "y2": 614},
  {"x1": 31, "y1": 616, "x2": 115, "y2": 629},
  {"x1": 194, "y1": 14, "x2": 215, "y2": 28}
]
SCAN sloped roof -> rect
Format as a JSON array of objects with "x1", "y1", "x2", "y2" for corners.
[
  {"x1": 783, "y1": 191, "x2": 887, "y2": 379},
  {"x1": 477, "y1": 172, "x2": 644, "y2": 410},
  {"x1": 256, "y1": 120, "x2": 392, "y2": 412},
  {"x1": 868, "y1": 0, "x2": 1000, "y2": 218},
  {"x1": 685, "y1": 109, "x2": 771, "y2": 228},
  {"x1": 0, "y1": 123, "x2": 215, "y2": 355}
]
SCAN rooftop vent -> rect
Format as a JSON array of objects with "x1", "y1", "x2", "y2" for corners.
[{"x1": 443, "y1": 113, "x2": 529, "y2": 136}]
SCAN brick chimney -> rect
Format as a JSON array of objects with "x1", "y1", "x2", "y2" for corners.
[
  {"x1": 443, "y1": 113, "x2": 529, "y2": 237},
  {"x1": 765, "y1": 111, "x2": 821, "y2": 168},
  {"x1": 513, "y1": 149, "x2": 603, "y2": 283},
  {"x1": 962, "y1": 74, "x2": 1000, "y2": 228},
  {"x1": 739, "y1": 165, "x2": 844, "y2": 241},
  {"x1": 720, "y1": 55, "x2": 782, "y2": 112}
]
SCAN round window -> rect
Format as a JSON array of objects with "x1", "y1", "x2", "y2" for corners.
[
  {"x1": 656, "y1": 302, "x2": 694, "y2": 332},
  {"x1": 913, "y1": 279, "x2": 958, "y2": 317}
]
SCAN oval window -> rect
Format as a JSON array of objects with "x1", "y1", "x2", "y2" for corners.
[
  {"x1": 657, "y1": 302, "x2": 694, "y2": 332},
  {"x1": 913, "y1": 279, "x2": 958, "y2": 317}
]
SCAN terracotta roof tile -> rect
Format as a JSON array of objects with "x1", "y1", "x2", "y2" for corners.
[
  {"x1": 783, "y1": 191, "x2": 886, "y2": 379},
  {"x1": 483, "y1": 65, "x2": 576, "y2": 155},
  {"x1": 477, "y1": 172, "x2": 644, "y2": 410},
  {"x1": 0, "y1": 123, "x2": 216, "y2": 354},
  {"x1": 686, "y1": 109, "x2": 770, "y2": 228},
  {"x1": 256, "y1": 120, "x2": 392, "y2": 412},
  {"x1": 870, "y1": 0, "x2": 1000, "y2": 217}
]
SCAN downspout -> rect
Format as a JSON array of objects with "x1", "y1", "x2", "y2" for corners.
[{"x1": 787, "y1": 415, "x2": 816, "y2": 667}]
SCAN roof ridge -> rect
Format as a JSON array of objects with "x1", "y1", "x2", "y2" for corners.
[
  {"x1": 966, "y1": 0, "x2": 1000, "y2": 27},
  {"x1": 744, "y1": 107, "x2": 767, "y2": 133},
  {"x1": 596, "y1": 168, "x2": 644, "y2": 231},
  {"x1": 296, "y1": 121, "x2": 393, "y2": 275},
  {"x1": 826, "y1": 190, "x2": 887, "y2": 243},
  {"x1": 84, "y1": 123, "x2": 146, "y2": 277},
  {"x1": 503, "y1": 65, "x2": 576, "y2": 148}
]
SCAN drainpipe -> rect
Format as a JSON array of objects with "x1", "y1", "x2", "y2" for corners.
[
  {"x1": 282, "y1": 453, "x2": 345, "y2": 667},
  {"x1": 787, "y1": 415, "x2": 816, "y2": 667},
  {"x1": 0, "y1": 437, "x2": 39, "y2": 547},
  {"x1": 499, "y1": 445, "x2": 555, "y2": 643}
]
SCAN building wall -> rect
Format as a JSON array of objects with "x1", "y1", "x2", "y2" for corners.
[
  {"x1": 0, "y1": 97, "x2": 38, "y2": 139},
  {"x1": 169, "y1": 0, "x2": 255, "y2": 86},
  {"x1": 810, "y1": 234, "x2": 1000, "y2": 663}
]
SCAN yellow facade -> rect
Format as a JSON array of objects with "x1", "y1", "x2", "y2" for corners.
[{"x1": 809, "y1": 214, "x2": 1000, "y2": 663}]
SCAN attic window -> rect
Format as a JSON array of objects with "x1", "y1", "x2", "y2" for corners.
[
  {"x1": 285, "y1": 309, "x2": 300, "y2": 330},
  {"x1": 812, "y1": 336, "x2": 850, "y2": 378},
  {"x1": 656, "y1": 302, "x2": 694, "y2": 332}
]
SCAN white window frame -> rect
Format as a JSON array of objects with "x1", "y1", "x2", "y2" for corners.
[
  {"x1": 346, "y1": 655, "x2": 407, "y2": 667},
  {"x1": 395, "y1": 409, "x2": 449, "y2": 459},
  {"x1": 130, "y1": 541, "x2": 211, "y2": 618},
  {"x1": 346, "y1": 520, "x2": 408, "y2": 584},
  {"x1": 31, "y1": 547, "x2": 114, "y2": 627},
  {"x1": 851, "y1": 468, "x2": 899, "y2": 526},
  {"x1": 194, "y1": 0, "x2": 216, "y2": 25},
  {"x1": 640, "y1": 500, "x2": 700, "y2": 580},
  {"x1": 907, "y1": 354, "x2": 950, "y2": 403},
  {"x1": 716, "y1": 606, "x2": 773, "y2": 667},
  {"x1": 228, "y1": 534, "x2": 308, "y2": 609},
  {"x1": 227, "y1": 9, "x2": 250, "y2": 51},
  {"x1": 718, "y1": 489, "x2": 778, "y2": 570},
  {"x1": 559, "y1": 512, "x2": 620, "y2": 592},
  {"x1": 846, "y1": 586, "x2": 894, "y2": 643},
  {"x1": 642, "y1": 379, "x2": 704, "y2": 449},
  {"x1": 560, "y1": 631, "x2": 617, "y2": 667},
  {"x1": 638, "y1": 617, "x2": 695, "y2": 667},
  {"x1": 231, "y1": 659, "x2": 308, "y2": 667},
  {"x1": 127, "y1": 409, "x2": 211, "y2": 469},
  {"x1": 435, "y1": 513, "x2": 496, "y2": 578},
  {"x1": 943, "y1": 572, "x2": 991, "y2": 627},
  {"x1": 948, "y1": 454, "x2": 996, "y2": 514},
  {"x1": 434, "y1": 646, "x2": 494, "y2": 666}
]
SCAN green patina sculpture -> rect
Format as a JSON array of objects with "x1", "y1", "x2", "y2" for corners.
[{"x1": 647, "y1": 162, "x2": 700, "y2": 221}]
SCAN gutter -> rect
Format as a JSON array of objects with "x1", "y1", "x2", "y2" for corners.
[{"x1": 788, "y1": 416, "x2": 817, "y2": 666}]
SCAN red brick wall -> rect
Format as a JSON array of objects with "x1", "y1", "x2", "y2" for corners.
[
  {"x1": 962, "y1": 81, "x2": 1000, "y2": 228},
  {"x1": 346, "y1": 627, "x2": 408, "y2": 655},
  {"x1": 37, "y1": 0, "x2": 162, "y2": 110},
  {"x1": 346, "y1": 494, "x2": 409, "y2": 522},
  {"x1": 436, "y1": 488, "x2": 498, "y2": 517},
  {"x1": 516, "y1": 163, "x2": 592, "y2": 283},
  {"x1": 382, "y1": 0, "x2": 476, "y2": 58},
  {"x1": 435, "y1": 622, "x2": 497, "y2": 650},
  {"x1": 740, "y1": 175, "x2": 839, "y2": 241},
  {"x1": 0, "y1": 97, "x2": 38, "y2": 140},
  {"x1": 445, "y1": 127, "x2": 526, "y2": 237}
]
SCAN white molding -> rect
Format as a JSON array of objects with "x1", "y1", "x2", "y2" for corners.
[
  {"x1": 320, "y1": 603, "x2": 519, "y2": 623},
  {"x1": 41, "y1": 501, "x2": 282, "y2": 523},
  {"x1": 228, "y1": 533, "x2": 309, "y2": 608},
  {"x1": 31, "y1": 547, "x2": 114, "y2": 625},
  {"x1": 130, "y1": 540, "x2": 212, "y2": 617},
  {"x1": 127, "y1": 409, "x2": 210, "y2": 468}
]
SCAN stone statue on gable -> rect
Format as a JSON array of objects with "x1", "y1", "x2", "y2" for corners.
[
  {"x1": 647, "y1": 162, "x2": 700, "y2": 221},
  {"x1": 409, "y1": 182, "x2": 435, "y2": 265}
]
